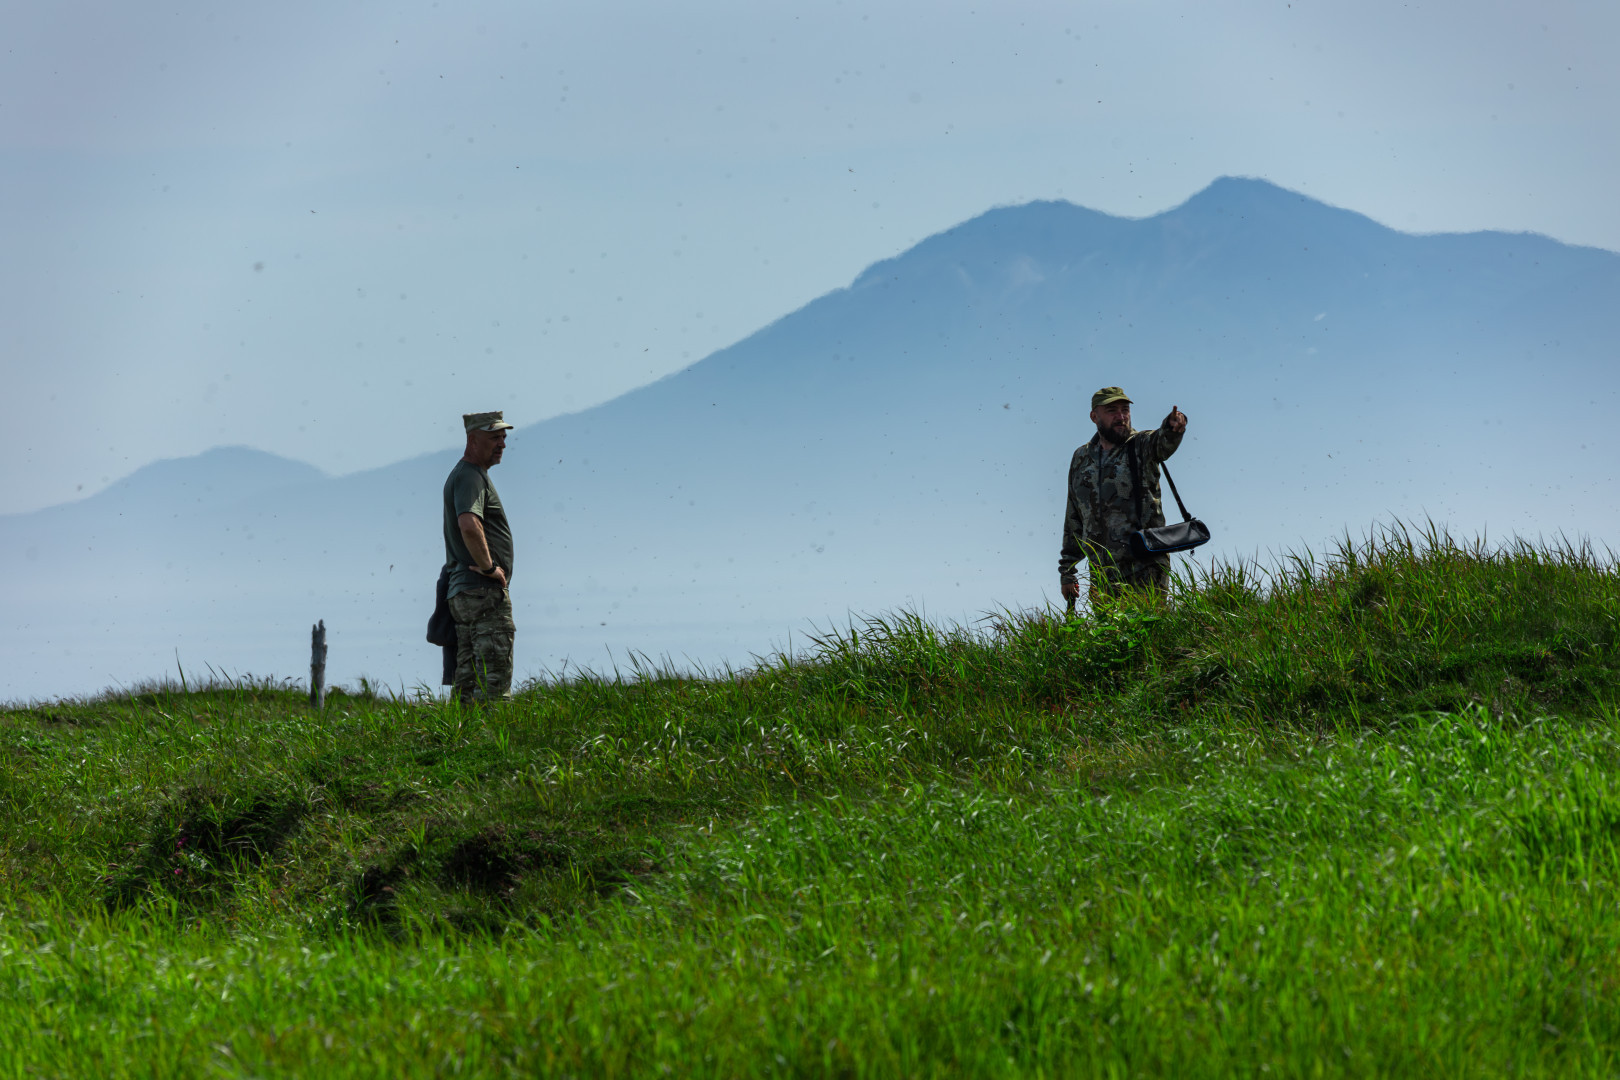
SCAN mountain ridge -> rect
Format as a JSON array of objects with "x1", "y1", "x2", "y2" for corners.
[{"x1": 14, "y1": 175, "x2": 1617, "y2": 525}]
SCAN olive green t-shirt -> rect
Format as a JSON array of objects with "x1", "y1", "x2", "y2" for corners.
[{"x1": 442, "y1": 460, "x2": 514, "y2": 598}]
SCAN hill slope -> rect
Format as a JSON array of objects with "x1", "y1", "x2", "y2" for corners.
[{"x1": 0, "y1": 532, "x2": 1617, "y2": 1072}]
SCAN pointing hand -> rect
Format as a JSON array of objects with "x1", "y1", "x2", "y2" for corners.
[{"x1": 1164, "y1": 405, "x2": 1188, "y2": 435}]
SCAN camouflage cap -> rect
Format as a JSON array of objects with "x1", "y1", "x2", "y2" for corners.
[
  {"x1": 463, "y1": 410, "x2": 514, "y2": 433},
  {"x1": 1091, "y1": 386, "x2": 1132, "y2": 409}
]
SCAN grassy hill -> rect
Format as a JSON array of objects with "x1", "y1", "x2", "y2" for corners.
[{"x1": 2, "y1": 526, "x2": 1618, "y2": 1076}]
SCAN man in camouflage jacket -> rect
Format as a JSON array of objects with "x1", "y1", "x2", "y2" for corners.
[{"x1": 1059, "y1": 386, "x2": 1189, "y2": 605}]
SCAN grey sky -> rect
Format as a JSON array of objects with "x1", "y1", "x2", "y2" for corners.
[{"x1": 4, "y1": 0, "x2": 1615, "y2": 513}]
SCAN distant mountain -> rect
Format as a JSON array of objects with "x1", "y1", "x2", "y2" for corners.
[
  {"x1": 2, "y1": 447, "x2": 325, "y2": 571},
  {"x1": 96, "y1": 445, "x2": 326, "y2": 509},
  {"x1": 28, "y1": 446, "x2": 324, "y2": 524},
  {"x1": 5, "y1": 177, "x2": 1618, "y2": 702}
]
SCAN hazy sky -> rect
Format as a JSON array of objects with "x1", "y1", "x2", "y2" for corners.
[{"x1": 4, "y1": 0, "x2": 1615, "y2": 514}]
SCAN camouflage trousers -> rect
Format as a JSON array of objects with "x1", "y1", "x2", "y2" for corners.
[
  {"x1": 1089, "y1": 559, "x2": 1170, "y2": 605},
  {"x1": 449, "y1": 587, "x2": 515, "y2": 702}
]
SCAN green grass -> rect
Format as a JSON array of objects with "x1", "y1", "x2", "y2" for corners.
[{"x1": 2, "y1": 525, "x2": 1618, "y2": 1076}]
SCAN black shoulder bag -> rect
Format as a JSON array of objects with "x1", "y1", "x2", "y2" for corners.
[
  {"x1": 1125, "y1": 437, "x2": 1211, "y2": 557},
  {"x1": 427, "y1": 565, "x2": 458, "y2": 686}
]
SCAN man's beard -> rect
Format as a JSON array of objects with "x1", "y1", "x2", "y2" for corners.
[{"x1": 1096, "y1": 419, "x2": 1130, "y2": 445}]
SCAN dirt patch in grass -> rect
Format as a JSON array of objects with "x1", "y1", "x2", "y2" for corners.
[
  {"x1": 440, "y1": 824, "x2": 571, "y2": 894},
  {"x1": 105, "y1": 787, "x2": 307, "y2": 909}
]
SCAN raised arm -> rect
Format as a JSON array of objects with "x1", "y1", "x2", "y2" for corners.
[{"x1": 1141, "y1": 404, "x2": 1188, "y2": 464}]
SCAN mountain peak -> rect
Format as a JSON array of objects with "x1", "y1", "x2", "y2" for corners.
[
  {"x1": 850, "y1": 178, "x2": 1374, "y2": 291},
  {"x1": 1166, "y1": 176, "x2": 1384, "y2": 234},
  {"x1": 850, "y1": 198, "x2": 1125, "y2": 289}
]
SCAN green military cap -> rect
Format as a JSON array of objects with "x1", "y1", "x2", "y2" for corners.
[
  {"x1": 1091, "y1": 386, "x2": 1132, "y2": 409},
  {"x1": 463, "y1": 410, "x2": 515, "y2": 433}
]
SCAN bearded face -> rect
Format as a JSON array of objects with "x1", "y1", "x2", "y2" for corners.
[{"x1": 1090, "y1": 401, "x2": 1131, "y2": 446}]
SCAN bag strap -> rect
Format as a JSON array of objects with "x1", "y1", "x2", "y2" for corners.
[
  {"x1": 1160, "y1": 462, "x2": 1192, "y2": 523},
  {"x1": 1126, "y1": 435, "x2": 1193, "y2": 525}
]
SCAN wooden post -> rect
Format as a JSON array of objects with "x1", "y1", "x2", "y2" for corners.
[{"x1": 310, "y1": 619, "x2": 327, "y2": 709}]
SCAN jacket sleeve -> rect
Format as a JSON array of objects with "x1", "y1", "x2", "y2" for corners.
[
  {"x1": 1058, "y1": 452, "x2": 1086, "y2": 582},
  {"x1": 1139, "y1": 423, "x2": 1184, "y2": 466}
]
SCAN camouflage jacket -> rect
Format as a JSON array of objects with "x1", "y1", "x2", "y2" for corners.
[{"x1": 1058, "y1": 425, "x2": 1184, "y2": 586}]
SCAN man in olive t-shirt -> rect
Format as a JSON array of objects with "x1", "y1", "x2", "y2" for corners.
[{"x1": 443, "y1": 410, "x2": 516, "y2": 702}]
